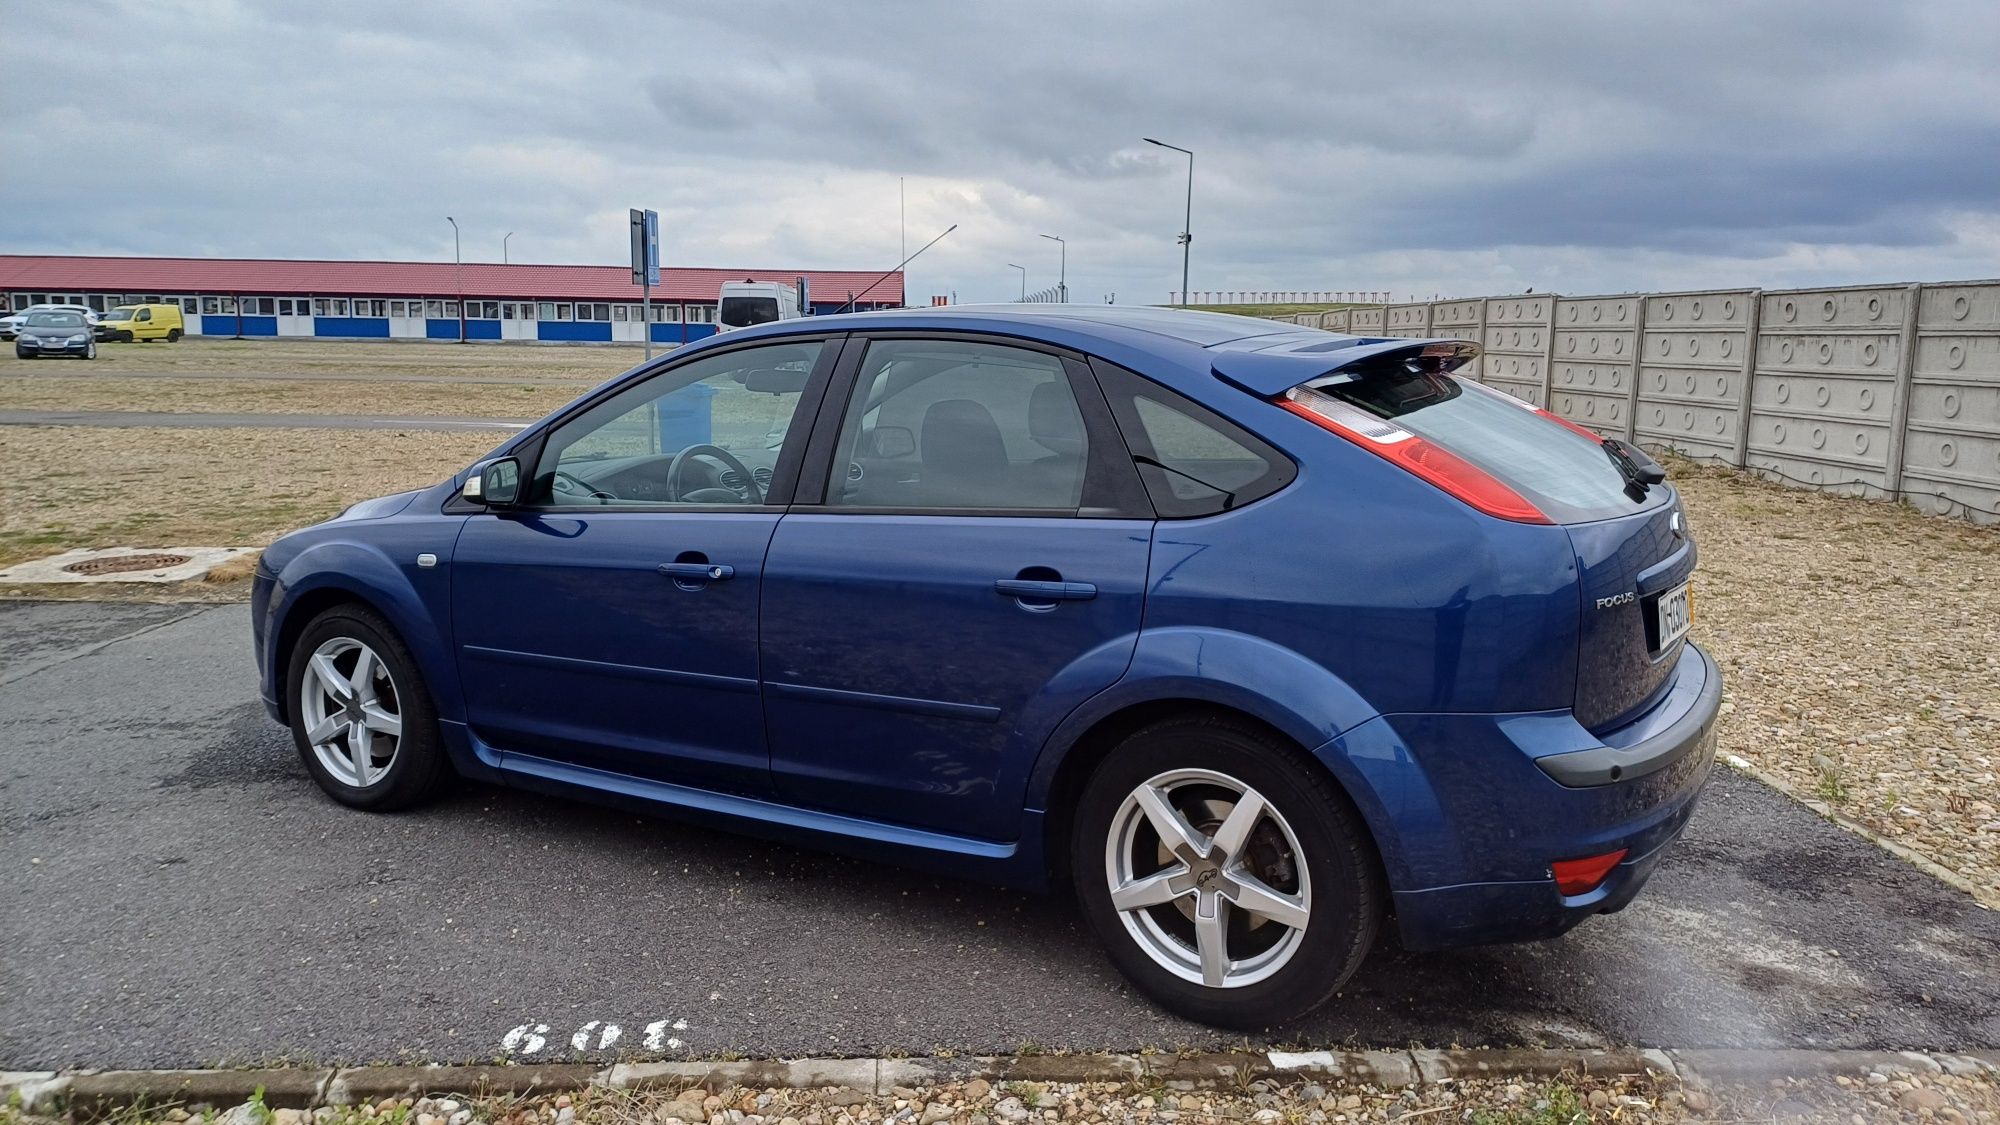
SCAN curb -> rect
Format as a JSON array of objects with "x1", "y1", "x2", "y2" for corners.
[
  {"x1": 1717, "y1": 752, "x2": 1996, "y2": 909},
  {"x1": 6, "y1": 1049, "x2": 1997, "y2": 1115}
]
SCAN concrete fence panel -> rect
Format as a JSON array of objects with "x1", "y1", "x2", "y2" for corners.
[
  {"x1": 1747, "y1": 284, "x2": 1914, "y2": 497},
  {"x1": 1550, "y1": 295, "x2": 1644, "y2": 439},
  {"x1": 1348, "y1": 305, "x2": 1386, "y2": 334},
  {"x1": 1905, "y1": 282, "x2": 2000, "y2": 523},
  {"x1": 1384, "y1": 302, "x2": 1432, "y2": 338},
  {"x1": 1481, "y1": 295, "x2": 1556, "y2": 406},
  {"x1": 1322, "y1": 308, "x2": 1352, "y2": 331},
  {"x1": 1634, "y1": 289, "x2": 1758, "y2": 465},
  {"x1": 1428, "y1": 299, "x2": 1486, "y2": 379}
]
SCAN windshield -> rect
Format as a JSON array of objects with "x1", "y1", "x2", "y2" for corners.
[
  {"x1": 104, "y1": 308, "x2": 134, "y2": 320},
  {"x1": 719, "y1": 296, "x2": 781, "y2": 328},
  {"x1": 1304, "y1": 365, "x2": 1666, "y2": 523},
  {"x1": 27, "y1": 312, "x2": 87, "y2": 328}
]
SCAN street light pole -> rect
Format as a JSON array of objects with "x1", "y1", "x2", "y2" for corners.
[
  {"x1": 1143, "y1": 137, "x2": 1193, "y2": 306},
  {"x1": 1007, "y1": 263, "x2": 1027, "y2": 301},
  {"x1": 1039, "y1": 234, "x2": 1065, "y2": 302},
  {"x1": 446, "y1": 216, "x2": 465, "y2": 343},
  {"x1": 503, "y1": 231, "x2": 514, "y2": 266}
]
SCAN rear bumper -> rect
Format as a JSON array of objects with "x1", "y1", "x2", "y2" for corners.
[{"x1": 1324, "y1": 642, "x2": 1720, "y2": 951}]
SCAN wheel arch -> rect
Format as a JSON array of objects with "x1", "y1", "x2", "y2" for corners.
[{"x1": 268, "y1": 542, "x2": 457, "y2": 724}]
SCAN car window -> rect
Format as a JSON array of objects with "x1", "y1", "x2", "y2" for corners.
[
  {"x1": 27, "y1": 312, "x2": 86, "y2": 328},
  {"x1": 530, "y1": 340, "x2": 824, "y2": 507},
  {"x1": 827, "y1": 339, "x2": 1088, "y2": 511},
  {"x1": 1092, "y1": 359, "x2": 1295, "y2": 517}
]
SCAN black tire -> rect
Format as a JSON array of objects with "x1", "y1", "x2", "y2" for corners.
[
  {"x1": 14, "y1": 347, "x2": 29, "y2": 360},
  {"x1": 116, "y1": 330, "x2": 133, "y2": 342},
  {"x1": 285, "y1": 603, "x2": 450, "y2": 811},
  {"x1": 82, "y1": 341, "x2": 97, "y2": 360},
  {"x1": 167, "y1": 328, "x2": 182, "y2": 341},
  {"x1": 1071, "y1": 714, "x2": 1384, "y2": 1029}
]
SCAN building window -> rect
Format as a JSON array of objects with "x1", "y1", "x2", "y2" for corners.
[
  {"x1": 554, "y1": 303, "x2": 572, "y2": 320},
  {"x1": 388, "y1": 300, "x2": 407, "y2": 317},
  {"x1": 537, "y1": 302, "x2": 556, "y2": 320},
  {"x1": 611, "y1": 305, "x2": 628, "y2": 322},
  {"x1": 247, "y1": 297, "x2": 275, "y2": 316},
  {"x1": 201, "y1": 297, "x2": 220, "y2": 314},
  {"x1": 477, "y1": 300, "x2": 499, "y2": 319}
]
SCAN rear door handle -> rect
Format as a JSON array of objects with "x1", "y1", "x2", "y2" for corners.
[
  {"x1": 994, "y1": 578, "x2": 1096, "y2": 601},
  {"x1": 659, "y1": 562, "x2": 735, "y2": 581}
]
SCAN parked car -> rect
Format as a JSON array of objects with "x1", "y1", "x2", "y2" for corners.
[
  {"x1": 2, "y1": 303, "x2": 97, "y2": 341},
  {"x1": 13, "y1": 309, "x2": 98, "y2": 359},
  {"x1": 251, "y1": 306, "x2": 1719, "y2": 1028},
  {"x1": 97, "y1": 303, "x2": 185, "y2": 342}
]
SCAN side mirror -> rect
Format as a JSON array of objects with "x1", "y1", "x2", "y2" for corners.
[
  {"x1": 463, "y1": 457, "x2": 522, "y2": 506},
  {"x1": 868, "y1": 426, "x2": 916, "y2": 459}
]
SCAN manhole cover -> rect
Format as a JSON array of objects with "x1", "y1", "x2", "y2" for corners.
[{"x1": 61, "y1": 553, "x2": 193, "y2": 576}]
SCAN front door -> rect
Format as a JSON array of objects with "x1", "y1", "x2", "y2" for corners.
[
  {"x1": 451, "y1": 336, "x2": 839, "y2": 791},
  {"x1": 760, "y1": 335, "x2": 1153, "y2": 840}
]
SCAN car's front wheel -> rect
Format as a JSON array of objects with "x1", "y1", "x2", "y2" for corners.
[
  {"x1": 83, "y1": 340, "x2": 96, "y2": 360},
  {"x1": 1072, "y1": 715, "x2": 1383, "y2": 1028},
  {"x1": 286, "y1": 603, "x2": 449, "y2": 810}
]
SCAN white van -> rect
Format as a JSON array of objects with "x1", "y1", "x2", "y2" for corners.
[{"x1": 716, "y1": 278, "x2": 809, "y2": 332}]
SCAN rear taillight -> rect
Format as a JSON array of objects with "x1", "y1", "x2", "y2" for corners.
[{"x1": 1279, "y1": 387, "x2": 1553, "y2": 524}]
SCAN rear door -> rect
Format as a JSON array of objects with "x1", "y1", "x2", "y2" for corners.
[{"x1": 759, "y1": 334, "x2": 1154, "y2": 841}]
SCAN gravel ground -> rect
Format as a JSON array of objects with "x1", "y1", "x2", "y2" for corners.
[
  {"x1": 12, "y1": 1063, "x2": 1997, "y2": 1125},
  {"x1": 1674, "y1": 461, "x2": 2000, "y2": 906}
]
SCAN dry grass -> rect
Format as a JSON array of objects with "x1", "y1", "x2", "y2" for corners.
[
  {"x1": 0, "y1": 425, "x2": 496, "y2": 568},
  {"x1": 0, "y1": 375, "x2": 585, "y2": 417},
  {"x1": 1676, "y1": 459, "x2": 2000, "y2": 904},
  {"x1": 3, "y1": 336, "x2": 650, "y2": 378}
]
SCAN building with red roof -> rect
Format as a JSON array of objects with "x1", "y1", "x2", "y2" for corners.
[{"x1": 0, "y1": 255, "x2": 903, "y2": 344}]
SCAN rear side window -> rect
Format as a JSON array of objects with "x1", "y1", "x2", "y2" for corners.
[
  {"x1": 1092, "y1": 359, "x2": 1294, "y2": 517},
  {"x1": 1304, "y1": 366, "x2": 1666, "y2": 523}
]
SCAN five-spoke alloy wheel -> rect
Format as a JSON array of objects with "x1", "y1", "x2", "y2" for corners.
[
  {"x1": 1073, "y1": 716, "x2": 1382, "y2": 1028},
  {"x1": 286, "y1": 604, "x2": 448, "y2": 810}
]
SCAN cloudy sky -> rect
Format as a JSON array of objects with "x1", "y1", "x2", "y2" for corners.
[{"x1": 5, "y1": 1, "x2": 1998, "y2": 305}]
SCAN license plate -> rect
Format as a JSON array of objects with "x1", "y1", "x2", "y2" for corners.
[{"x1": 1655, "y1": 581, "x2": 1692, "y2": 650}]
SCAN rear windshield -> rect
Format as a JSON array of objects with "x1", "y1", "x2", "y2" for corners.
[
  {"x1": 719, "y1": 296, "x2": 780, "y2": 327},
  {"x1": 1304, "y1": 366, "x2": 1667, "y2": 523}
]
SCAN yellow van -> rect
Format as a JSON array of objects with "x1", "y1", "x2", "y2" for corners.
[{"x1": 99, "y1": 303, "x2": 186, "y2": 343}]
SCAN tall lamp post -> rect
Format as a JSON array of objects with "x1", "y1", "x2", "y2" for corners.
[
  {"x1": 1143, "y1": 137, "x2": 1193, "y2": 306},
  {"x1": 445, "y1": 216, "x2": 465, "y2": 343},
  {"x1": 1039, "y1": 233, "x2": 1066, "y2": 302},
  {"x1": 503, "y1": 231, "x2": 514, "y2": 266},
  {"x1": 1007, "y1": 263, "x2": 1027, "y2": 300}
]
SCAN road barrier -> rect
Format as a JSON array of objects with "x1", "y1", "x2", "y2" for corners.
[{"x1": 1273, "y1": 280, "x2": 2000, "y2": 523}]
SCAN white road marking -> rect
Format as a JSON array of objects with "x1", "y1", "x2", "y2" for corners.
[{"x1": 502, "y1": 1023, "x2": 549, "y2": 1055}]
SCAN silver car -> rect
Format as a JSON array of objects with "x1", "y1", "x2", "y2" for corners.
[{"x1": 13, "y1": 309, "x2": 98, "y2": 360}]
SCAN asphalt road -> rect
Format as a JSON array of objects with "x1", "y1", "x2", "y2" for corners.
[
  {"x1": 0, "y1": 409, "x2": 529, "y2": 431},
  {"x1": 2, "y1": 601, "x2": 1996, "y2": 1070}
]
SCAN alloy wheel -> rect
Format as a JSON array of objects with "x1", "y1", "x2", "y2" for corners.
[
  {"x1": 1103, "y1": 768, "x2": 1311, "y2": 988},
  {"x1": 298, "y1": 636, "x2": 404, "y2": 787}
]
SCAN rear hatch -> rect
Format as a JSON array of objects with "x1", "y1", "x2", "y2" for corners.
[{"x1": 1270, "y1": 347, "x2": 1687, "y2": 732}]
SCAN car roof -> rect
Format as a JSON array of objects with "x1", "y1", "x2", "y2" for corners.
[{"x1": 712, "y1": 304, "x2": 1470, "y2": 397}]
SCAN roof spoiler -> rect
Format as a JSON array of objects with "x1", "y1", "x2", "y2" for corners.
[{"x1": 1211, "y1": 337, "x2": 1482, "y2": 397}]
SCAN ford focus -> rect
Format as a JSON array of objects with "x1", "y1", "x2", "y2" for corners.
[{"x1": 251, "y1": 306, "x2": 1720, "y2": 1028}]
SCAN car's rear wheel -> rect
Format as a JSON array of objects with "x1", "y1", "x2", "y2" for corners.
[
  {"x1": 166, "y1": 328, "x2": 182, "y2": 341},
  {"x1": 1072, "y1": 715, "x2": 1383, "y2": 1028},
  {"x1": 286, "y1": 604, "x2": 449, "y2": 810}
]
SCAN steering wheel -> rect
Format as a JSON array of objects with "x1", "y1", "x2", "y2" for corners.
[
  {"x1": 552, "y1": 468, "x2": 615, "y2": 501},
  {"x1": 667, "y1": 444, "x2": 761, "y2": 503}
]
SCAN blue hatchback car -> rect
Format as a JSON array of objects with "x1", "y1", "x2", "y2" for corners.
[{"x1": 253, "y1": 305, "x2": 1719, "y2": 1027}]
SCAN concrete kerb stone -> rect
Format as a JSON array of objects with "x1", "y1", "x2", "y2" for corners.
[
  {"x1": 323, "y1": 1064, "x2": 602, "y2": 1105},
  {"x1": 63, "y1": 1069, "x2": 335, "y2": 1114},
  {"x1": 8, "y1": 1049, "x2": 1998, "y2": 1115}
]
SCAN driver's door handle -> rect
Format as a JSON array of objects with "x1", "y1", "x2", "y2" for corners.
[{"x1": 658, "y1": 562, "x2": 735, "y2": 581}]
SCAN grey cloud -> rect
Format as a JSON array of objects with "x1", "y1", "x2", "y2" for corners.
[{"x1": 3, "y1": 0, "x2": 1997, "y2": 303}]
